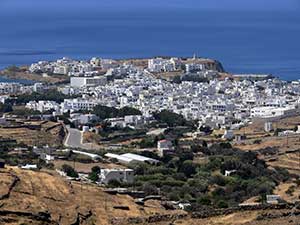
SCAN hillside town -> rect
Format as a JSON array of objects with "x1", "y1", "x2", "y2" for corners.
[
  {"x1": 1, "y1": 56, "x2": 300, "y2": 224},
  {"x1": 24, "y1": 56, "x2": 300, "y2": 130}
]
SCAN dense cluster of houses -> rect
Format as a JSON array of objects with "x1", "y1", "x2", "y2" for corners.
[
  {"x1": 25, "y1": 58, "x2": 300, "y2": 131},
  {"x1": 147, "y1": 57, "x2": 181, "y2": 72},
  {"x1": 29, "y1": 57, "x2": 136, "y2": 77},
  {"x1": 147, "y1": 56, "x2": 220, "y2": 74},
  {"x1": 29, "y1": 57, "x2": 97, "y2": 76},
  {"x1": 0, "y1": 82, "x2": 45, "y2": 95},
  {"x1": 58, "y1": 74, "x2": 300, "y2": 130}
]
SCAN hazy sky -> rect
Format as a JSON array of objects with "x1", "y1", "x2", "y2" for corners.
[{"x1": 1, "y1": 0, "x2": 299, "y2": 12}]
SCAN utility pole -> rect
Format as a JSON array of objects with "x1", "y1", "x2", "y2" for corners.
[
  {"x1": 73, "y1": 157, "x2": 76, "y2": 171},
  {"x1": 105, "y1": 196, "x2": 107, "y2": 212},
  {"x1": 80, "y1": 180, "x2": 83, "y2": 207}
]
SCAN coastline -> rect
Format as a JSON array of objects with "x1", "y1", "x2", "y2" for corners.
[
  {"x1": 0, "y1": 67, "x2": 69, "y2": 84},
  {"x1": 0, "y1": 56, "x2": 224, "y2": 84}
]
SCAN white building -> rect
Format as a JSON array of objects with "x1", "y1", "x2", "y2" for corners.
[
  {"x1": 0, "y1": 95, "x2": 9, "y2": 104},
  {"x1": 157, "y1": 140, "x2": 174, "y2": 157},
  {"x1": 82, "y1": 126, "x2": 89, "y2": 132},
  {"x1": 40, "y1": 153, "x2": 55, "y2": 162},
  {"x1": 0, "y1": 83, "x2": 22, "y2": 95},
  {"x1": 61, "y1": 99, "x2": 99, "y2": 112},
  {"x1": 69, "y1": 150, "x2": 101, "y2": 161},
  {"x1": 33, "y1": 83, "x2": 44, "y2": 92},
  {"x1": 124, "y1": 115, "x2": 144, "y2": 126},
  {"x1": 21, "y1": 164, "x2": 38, "y2": 170},
  {"x1": 70, "y1": 113, "x2": 98, "y2": 125},
  {"x1": 266, "y1": 195, "x2": 281, "y2": 204},
  {"x1": 148, "y1": 58, "x2": 176, "y2": 72},
  {"x1": 222, "y1": 130, "x2": 235, "y2": 140},
  {"x1": 264, "y1": 122, "x2": 273, "y2": 132},
  {"x1": 224, "y1": 170, "x2": 237, "y2": 176},
  {"x1": 54, "y1": 65, "x2": 69, "y2": 75},
  {"x1": 26, "y1": 100, "x2": 60, "y2": 113},
  {"x1": 185, "y1": 63, "x2": 205, "y2": 73},
  {"x1": 90, "y1": 57, "x2": 101, "y2": 67},
  {"x1": 251, "y1": 106, "x2": 297, "y2": 119},
  {"x1": 106, "y1": 118, "x2": 126, "y2": 128},
  {"x1": 105, "y1": 153, "x2": 159, "y2": 165},
  {"x1": 100, "y1": 168, "x2": 134, "y2": 184},
  {"x1": 70, "y1": 76, "x2": 107, "y2": 88},
  {"x1": 100, "y1": 59, "x2": 117, "y2": 70}
]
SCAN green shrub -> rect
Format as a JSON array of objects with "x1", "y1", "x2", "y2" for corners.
[
  {"x1": 179, "y1": 160, "x2": 197, "y2": 178},
  {"x1": 196, "y1": 195, "x2": 211, "y2": 205},
  {"x1": 0, "y1": 103, "x2": 13, "y2": 113},
  {"x1": 210, "y1": 174, "x2": 227, "y2": 186},
  {"x1": 107, "y1": 179, "x2": 121, "y2": 188},
  {"x1": 93, "y1": 105, "x2": 141, "y2": 120},
  {"x1": 217, "y1": 200, "x2": 229, "y2": 208},
  {"x1": 142, "y1": 183, "x2": 159, "y2": 195},
  {"x1": 61, "y1": 164, "x2": 78, "y2": 178},
  {"x1": 153, "y1": 110, "x2": 188, "y2": 127}
]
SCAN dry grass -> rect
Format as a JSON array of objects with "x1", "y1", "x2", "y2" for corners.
[
  {"x1": 235, "y1": 135, "x2": 300, "y2": 152},
  {"x1": 274, "y1": 182, "x2": 300, "y2": 203},
  {"x1": 171, "y1": 210, "x2": 298, "y2": 225},
  {"x1": 0, "y1": 69, "x2": 68, "y2": 84},
  {"x1": 235, "y1": 116, "x2": 300, "y2": 137},
  {"x1": 82, "y1": 131, "x2": 102, "y2": 145},
  {"x1": 118, "y1": 58, "x2": 148, "y2": 68},
  {"x1": 268, "y1": 152, "x2": 300, "y2": 175},
  {"x1": 0, "y1": 167, "x2": 179, "y2": 225},
  {"x1": 1, "y1": 167, "x2": 300, "y2": 225},
  {"x1": 231, "y1": 116, "x2": 300, "y2": 176},
  {"x1": 0, "y1": 121, "x2": 64, "y2": 147},
  {"x1": 53, "y1": 159, "x2": 126, "y2": 173}
]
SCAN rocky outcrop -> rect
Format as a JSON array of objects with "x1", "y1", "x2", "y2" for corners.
[
  {"x1": 214, "y1": 60, "x2": 225, "y2": 72},
  {"x1": 0, "y1": 210, "x2": 57, "y2": 224},
  {"x1": 70, "y1": 211, "x2": 93, "y2": 225}
]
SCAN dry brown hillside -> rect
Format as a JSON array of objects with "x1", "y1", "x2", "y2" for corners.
[
  {"x1": 0, "y1": 121, "x2": 65, "y2": 147},
  {"x1": 0, "y1": 167, "x2": 181, "y2": 225},
  {"x1": 1, "y1": 167, "x2": 300, "y2": 225}
]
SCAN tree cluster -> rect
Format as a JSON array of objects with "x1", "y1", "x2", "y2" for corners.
[
  {"x1": 122, "y1": 143, "x2": 290, "y2": 209},
  {"x1": 93, "y1": 105, "x2": 142, "y2": 120},
  {"x1": 0, "y1": 103, "x2": 13, "y2": 113},
  {"x1": 153, "y1": 110, "x2": 188, "y2": 127},
  {"x1": 61, "y1": 164, "x2": 79, "y2": 178},
  {"x1": 14, "y1": 90, "x2": 77, "y2": 104}
]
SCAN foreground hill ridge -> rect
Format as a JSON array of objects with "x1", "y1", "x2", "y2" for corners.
[
  {"x1": 1, "y1": 167, "x2": 300, "y2": 225},
  {"x1": 0, "y1": 167, "x2": 182, "y2": 225}
]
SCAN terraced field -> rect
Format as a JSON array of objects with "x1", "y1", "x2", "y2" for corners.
[
  {"x1": 0, "y1": 121, "x2": 65, "y2": 147},
  {"x1": 268, "y1": 152, "x2": 300, "y2": 175}
]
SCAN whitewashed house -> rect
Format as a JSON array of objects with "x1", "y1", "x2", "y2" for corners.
[{"x1": 100, "y1": 168, "x2": 134, "y2": 184}]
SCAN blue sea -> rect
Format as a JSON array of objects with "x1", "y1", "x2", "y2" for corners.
[
  {"x1": 0, "y1": 77, "x2": 35, "y2": 85},
  {"x1": 0, "y1": 3, "x2": 300, "y2": 80}
]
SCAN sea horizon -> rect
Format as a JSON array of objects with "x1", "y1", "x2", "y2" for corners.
[{"x1": 1, "y1": 6, "x2": 300, "y2": 80}]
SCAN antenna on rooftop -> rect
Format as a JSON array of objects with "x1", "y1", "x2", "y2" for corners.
[{"x1": 193, "y1": 53, "x2": 197, "y2": 60}]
